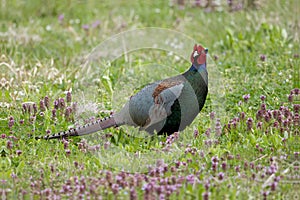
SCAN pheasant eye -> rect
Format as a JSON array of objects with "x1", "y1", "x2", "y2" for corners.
[{"x1": 193, "y1": 51, "x2": 199, "y2": 58}]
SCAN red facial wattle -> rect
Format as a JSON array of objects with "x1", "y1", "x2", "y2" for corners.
[{"x1": 190, "y1": 44, "x2": 207, "y2": 66}]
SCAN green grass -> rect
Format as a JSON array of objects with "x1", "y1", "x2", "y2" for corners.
[{"x1": 2, "y1": 0, "x2": 299, "y2": 199}]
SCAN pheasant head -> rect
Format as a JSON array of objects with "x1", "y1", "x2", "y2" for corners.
[{"x1": 190, "y1": 44, "x2": 208, "y2": 69}]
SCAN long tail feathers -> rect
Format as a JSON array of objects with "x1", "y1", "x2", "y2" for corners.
[{"x1": 36, "y1": 116, "x2": 117, "y2": 140}]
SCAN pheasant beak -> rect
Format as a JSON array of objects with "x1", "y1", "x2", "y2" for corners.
[{"x1": 205, "y1": 48, "x2": 208, "y2": 54}]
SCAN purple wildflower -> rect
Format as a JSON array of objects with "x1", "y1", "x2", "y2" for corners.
[
  {"x1": 256, "y1": 122, "x2": 263, "y2": 129},
  {"x1": 16, "y1": 150, "x2": 22, "y2": 156},
  {"x1": 215, "y1": 119, "x2": 222, "y2": 136},
  {"x1": 92, "y1": 20, "x2": 101, "y2": 28},
  {"x1": 256, "y1": 110, "x2": 264, "y2": 120},
  {"x1": 288, "y1": 94, "x2": 293, "y2": 102},
  {"x1": 65, "y1": 149, "x2": 71, "y2": 156},
  {"x1": 33, "y1": 103, "x2": 37, "y2": 114},
  {"x1": 210, "y1": 111, "x2": 215, "y2": 120},
  {"x1": 243, "y1": 94, "x2": 250, "y2": 102},
  {"x1": 22, "y1": 103, "x2": 28, "y2": 113},
  {"x1": 260, "y1": 103, "x2": 266, "y2": 111},
  {"x1": 260, "y1": 95, "x2": 266, "y2": 101},
  {"x1": 205, "y1": 128, "x2": 211, "y2": 137},
  {"x1": 218, "y1": 172, "x2": 224, "y2": 180},
  {"x1": 59, "y1": 98, "x2": 65, "y2": 109},
  {"x1": 270, "y1": 181, "x2": 278, "y2": 191},
  {"x1": 82, "y1": 24, "x2": 89, "y2": 31},
  {"x1": 194, "y1": 129, "x2": 199, "y2": 138},
  {"x1": 211, "y1": 156, "x2": 219, "y2": 163},
  {"x1": 213, "y1": 55, "x2": 219, "y2": 61},
  {"x1": 64, "y1": 106, "x2": 72, "y2": 121},
  {"x1": 39, "y1": 100, "x2": 45, "y2": 111},
  {"x1": 221, "y1": 162, "x2": 227, "y2": 171},
  {"x1": 260, "y1": 54, "x2": 266, "y2": 61},
  {"x1": 202, "y1": 192, "x2": 210, "y2": 200},
  {"x1": 66, "y1": 91, "x2": 72, "y2": 103},
  {"x1": 54, "y1": 99, "x2": 59, "y2": 109},
  {"x1": 246, "y1": 117, "x2": 253, "y2": 130},
  {"x1": 8, "y1": 117, "x2": 14, "y2": 128},
  {"x1": 294, "y1": 104, "x2": 300, "y2": 113},
  {"x1": 7, "y1": 140, "x2": 13, "y2": 149},
  {"x1": 240, "y1": 112, "x2": 245, "y2": 120},
  {"x1": 58, "y1": 14, "x2": 64, "y2": 23},
  {"x1": 130, "y1": 187, "x2": 137, "y2": 200},
  {"x1": 52, "y1": 109, "x2": 57, "y2": 118}
]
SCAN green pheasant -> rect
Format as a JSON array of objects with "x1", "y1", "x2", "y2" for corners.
[{"x1": 41, "y1": 44, "x2": 208, "y2": 139}]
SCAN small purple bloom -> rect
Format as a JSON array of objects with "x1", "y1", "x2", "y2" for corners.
[
  {"x1": 246, "y1": 117, "x2": 253, "y2": 130},
  {"x1": 240, "y1": 112, "x2": 245, "y2": 120},
  {"x1": 260, "y1": 54, "x2": 266, "y2": 61},
  {"x1": 65, "y1": 149, "x2": 71, "y2": 156},
  {"x1": 59, "y1": 98, "x2": 65, "y2": 109},
  {"x1": 212, "y1": 163, "x2": 218, "y2": 171},
  {"x1": 11, "y1": 173, "x2": 17, "y2": 179},
  {"x1": 22, "y1": 103, "x2": 28, "y2": 113},
  {"x1": 238, "y1": 101, "x2": 242, "y2": 106},
  {"x1": 82, "y1": 24, "x2": 89, "y2": 30},
  {"x1": 194, "y1": 129, "x2": 199, "y2": 138},
  {"x1": 16, "y1": 150, "x2": 22, "y2": 155},
  {"x1": 8, "y1": 118, "x2": 14, "y2": 128},
  {"x1": 7, "y1": 140, "x2": 13, "y2": 149},
  {"x1": 218, "y1": 172, "x2": 224, "y2": 180},
  {"x1": 288, "y1": 94, "x2": 293, "y2": 102},
  {"x1": 39, "y1": 100, "x2": 45, "y2": 111},
  {"x1": 264, "y1": 113, "x2": 271, "y2": 122},
  {"x1": 221, "y1": 162, "x2": 227, "y2": 171},
  {"x1": 260, "y1": 95, "x2": 266, "y2": 101},
  {"x1": 194, "y1": 0, "x2": 201, "y2": 6},
  {"x1": 270, "y1": 182, "x2": 277, "y2": 191},
  {"x1": 72, "y1": 102, "x2": 77, "y2": 113},
  {"x1": 250, "y1": 162, "x2": 255, "y2": 169},
  {"x1": 92, "y1": 20, "x2": 101, "y2": 28},
  {"x1": 227, "y1": 154, "x2": 234, "y2": 160},
  {"x1": 64, "y1": 106, "x2": 72, "y2": 121},
  {"x1": 261, "y1": 103, "x2": 266, "y2": 111},
  {"x1": 209, "y1": 112, "x2": 215, "y2": 120},
  {"x1": 256, "y1": 110, "x2": 264, "y2": 120},
  {"x1": 54, "y1": 99, "x2": 59, "y2": 109},
  {"x1": 205, "y1": 128, "x2": 211, "y2": 137},
  {"x1": 52, "y1": 109, "x2": 57, "y2": 118},
  {"x1": 130, "y1": 187, "x2": 137, "y2": 200},
  {"x1": 204, "y1": 180, "x2": 210, "y2": 190},
  {"x1": 211, "y1": 156, "x2": 219, "y2": 163},
  {"x1": 243, "y1": 94, "x2": 250, "y2": 102},
  {"x1": 294, "y1": 104, "x2": 300, "y2": 113},
  {"x1": 66, "y1": 91, "x2": 72, "y2": 103},
  {"x1": 202, "y1": 192, "x2": 210, "y2": 200},
  {"x1": 273, "y1": 121, "x2": 279, "y2": 128},
  {"x1": 215, "y1": 119, "x2": 222, "y2": 136},
  {"x1": 58, "y1": 14, "x2": 64, "y2": 22}
]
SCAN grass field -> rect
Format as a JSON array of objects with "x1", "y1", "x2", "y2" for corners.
[{"x1": 2, "y1": 0, "x2": 299, "y2": 199}]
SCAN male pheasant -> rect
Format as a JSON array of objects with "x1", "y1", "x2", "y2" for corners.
[{"x1": 41, "y1": 44, "x2": 208, "y2": 139}]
